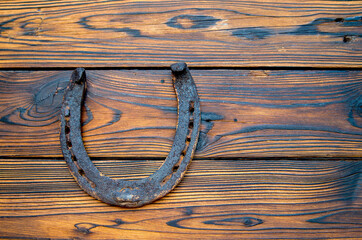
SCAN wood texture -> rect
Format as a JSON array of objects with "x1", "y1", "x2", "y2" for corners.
[
  {"x1": 0, "y1": 0, "x2": 361, "y2": 68},
  {"x1": 1, "y1": 1, "x2": 361, "y2": 238},
  {"x1": 0, "y1": 158, "x2": 361, "y2": 239},
  {"x1": 0, "y1": 69, "x2": 361, "y2": 158}
]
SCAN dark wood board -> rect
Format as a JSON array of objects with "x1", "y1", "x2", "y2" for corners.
[
  {"x1": 0, "y1": 69, "x2": 361, "y2": 158},
  {"x1": 0, "y1": 158, "x2": 361, "y2": 239},
  {"x1": 0, "y1": 1, "x2": 361, "y2": 238},
  {"x1": 0, "y1": 0, "x2": 361, "y2": 68}
]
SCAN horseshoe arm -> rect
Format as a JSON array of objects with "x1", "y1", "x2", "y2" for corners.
[{"x1": 60, "y1": 63, "x2": 201, "y2": 207}]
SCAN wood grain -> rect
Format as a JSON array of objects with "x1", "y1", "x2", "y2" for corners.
[
  {"x1": 0, "y1": 158, "x2": 361, "y2": 239},
  {"x1": 0, "y1": 69, "x2": 361, "y2": 158},
  {"x1": 0, "y1": 0, "x2": 361, "y2": 68}
]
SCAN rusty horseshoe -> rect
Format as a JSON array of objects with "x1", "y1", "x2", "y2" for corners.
[{"x1": 60, "y1": 63, "x2": 201, "y2": 207}]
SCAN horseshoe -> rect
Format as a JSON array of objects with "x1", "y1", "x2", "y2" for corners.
[{"x1": 60, "y1": 63, "x2": 201, "y2": 207}]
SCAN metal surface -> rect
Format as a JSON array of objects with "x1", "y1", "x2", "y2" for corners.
[{"x1": 60, "y1": 63, "x2": 201, "y2": 207}]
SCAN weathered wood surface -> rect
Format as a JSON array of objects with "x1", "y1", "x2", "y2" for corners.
[
  {"x1": 0, "y1": 69, "x2": 361, "y2": 158},
  {"x1": 0, "y1": 159, "x2": 361, "y2": 239},
  {"x1": 0, "y1": 0, "x2": 361, "y2": 68},
  {"x1": 0, "y1": 1, "x2": 361, "y2": 239}
]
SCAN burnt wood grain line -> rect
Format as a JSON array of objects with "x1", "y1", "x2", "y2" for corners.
[
  {"x1": 0, "y1": 69, "x2": 361, "y2": 158},
  {"x1": 0, "y1": 0, "x2": 361, "y2": 68},
  {"x1": 0, "y1": 159, "x2": 361, "y2": 239}
]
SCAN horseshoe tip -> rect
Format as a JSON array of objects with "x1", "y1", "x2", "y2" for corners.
[
  {"x1": 171, "y1": 62, "x2": 187, "y2": 73},
  {"x1": 71, "y1": 67, "x2": 86, "y2": 84}
]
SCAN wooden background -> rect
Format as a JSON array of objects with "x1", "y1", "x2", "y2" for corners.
[{"x1": 0, "y1": 0, "x2": 361, "y2": 239}]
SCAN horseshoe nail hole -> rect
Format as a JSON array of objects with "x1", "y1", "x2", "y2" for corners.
[
  {"x1": 173, "y1": 153, "x2": 184, "y2": 174},
  {"x1": 186, "y1": 130, "x2": 192, "y2": 140},
  {"x1": 71, "y1": 154, "x2": 77, "y2": 162},
  {"x1": 119, "y1": 187, "x2": 132, "y2": 192},
  {"x1": 181, "y1": 149, "x2": 186, "y2": 156},
  {"x1": 65, "y1": 125, "x2": 70, "y2": 134},
  {"x1": 67, "y1": 139, "x2": 72, "y2": 148},
  {"x1": 78, "y1": 169, "x2": 85, "y2": 176},
  {"x1": 189, "y1": 101, "x2": 195, "y2": 114},
  {"x1": 161, "y1": 174, "x2": 172, "y2": 186},
  {"x1": 173, "y1": 165, "x2": 179, "y2": 172},
  {"x1": 189, "y1": 120, "x2": 194, "y2": 129}
]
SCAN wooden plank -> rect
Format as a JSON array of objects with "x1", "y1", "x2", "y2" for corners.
[
  {"x1": 0, "y1": 158, "x2": 361, "y2": 239},
  {"x1": 0, "y1": 69, "x2": 361, "y2": 158},
  {"x1": 0, "y1": 0, "x2": 361, "y2": 68}
]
